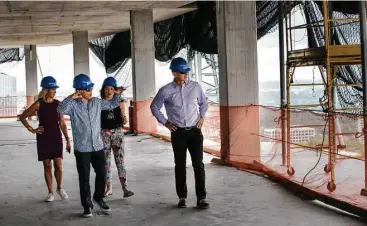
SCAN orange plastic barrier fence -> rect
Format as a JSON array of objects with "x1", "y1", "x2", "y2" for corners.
[
  {"x1": 122, "y1": 99, "x2": 367, "y2": 216},
  {"x1": 4, "y1": 95, "x2": 366, "y2": 216}
]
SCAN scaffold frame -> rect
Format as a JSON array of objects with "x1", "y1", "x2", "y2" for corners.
[{"x1": 283, "y1": 0, "x2": 367, "y2": 193}]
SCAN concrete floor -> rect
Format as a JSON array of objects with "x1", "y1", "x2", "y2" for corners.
[{"x1": 0, "y1": 120, "x2": 364, "y2": 226}]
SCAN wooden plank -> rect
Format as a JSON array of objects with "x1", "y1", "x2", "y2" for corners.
[{"x1": 329, "y1": 44, "x2": 361, "y2": 58}]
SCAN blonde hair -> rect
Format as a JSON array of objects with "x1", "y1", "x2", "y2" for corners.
[{"x1": 37, "y1": 88, "x2": 47, "y2": 101}]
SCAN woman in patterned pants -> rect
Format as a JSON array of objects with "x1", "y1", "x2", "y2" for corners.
[{"x1": 100, "y1": 77, "x2": 134, "y2": 198}]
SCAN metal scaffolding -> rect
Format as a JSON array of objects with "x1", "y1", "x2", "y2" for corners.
[
  {"x1": 190, "y1": 54, "x2": 219, "y2": 103},
  {"x1": 283, "y1": 0, "x2": 366, "y2": 193}
]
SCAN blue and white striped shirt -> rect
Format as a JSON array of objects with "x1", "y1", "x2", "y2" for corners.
[{"x1": 57, "y1": 95, "x2": 122, "y2": 152}]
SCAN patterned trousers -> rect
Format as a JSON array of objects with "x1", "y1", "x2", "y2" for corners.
[{"x1": 101, "y1": 127, "x2": 128, "y2": 190}]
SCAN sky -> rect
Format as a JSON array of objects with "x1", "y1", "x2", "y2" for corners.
[{"x1": 0, "y1": 7, "x2": 321, "y2": 97}]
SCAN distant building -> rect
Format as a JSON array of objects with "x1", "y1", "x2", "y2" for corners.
[
  {"x1": 264, "y1": 127, "x2": 316, "y2": 143},
  {"x1": 0, "y1": 74, "x2": 16, "y2": 97},
  {"x1": 0, "y1": 74, "x2": 17, "y2": 116}
]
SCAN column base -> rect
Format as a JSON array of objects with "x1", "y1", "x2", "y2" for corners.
[
  {"x1": 133, "y1": 99, "x2": 157, "y2": 134},
  {"x1": 25, "y1": 96, "x2": 37, "y2": 120},
  {"x1": 360, "y1": 188, "x2": 367, "y2": 196},
  {"x1": 26, "y1": 96, "x2": 35, "y2": 108},
  {"x1": 210, "y1": 157, "x2": 227, "y2": 166},
  {"x1": 220, "y1": 105, "x2": 260, "y2": 164}
]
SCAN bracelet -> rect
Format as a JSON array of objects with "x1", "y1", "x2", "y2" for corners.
[{"x1": 27, "y1": 127, "x2": 33, "y2": 132}]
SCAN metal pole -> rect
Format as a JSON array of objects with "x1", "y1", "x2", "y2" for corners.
[
  {"x1": 279, "y1": 1, "x2": 287, "y2": 166},
  {"x1": 129, "y1": 100, "x2": 134, "y2": 134},
  {"x1": 359, "y1": 0, "x2": 367, "y2": 194},
  {"x1": 196, "y1": 54, "x2": 203, "y2": 86},
  {"x1": 285, "y1": 4, "x2": 294, "y2": 175},
  {"x1": 323, "y1": 0, "x2": 336, "y2": 192},
  {"x1": 188, "y1": 58, "x2": 193, "y2": 81},
  {"x1": 328, "y1": 1, "x2": 345, "y2": 150}
]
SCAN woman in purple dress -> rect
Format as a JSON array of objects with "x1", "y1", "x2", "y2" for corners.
[{"x1": 20, "y1": 76, "x2": 71, "y2": 202}]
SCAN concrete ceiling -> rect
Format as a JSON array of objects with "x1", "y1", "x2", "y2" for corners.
[{"x1": 0, "y1": 1, "x2": 197, "y2": 47}]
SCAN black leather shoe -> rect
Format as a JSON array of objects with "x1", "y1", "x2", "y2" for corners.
[
  {"x1": 177, "y1": 198, "x2": 187, "y2": 208},
  {"x1": 197, "y1": 199, "x2": 210, "y2": 209},
  {"x1": 83, "y1": 207, "x2": 93, "y2": 218},
  {"x1": 93, "y1": 199, "x2": 111, "y2": 212}
]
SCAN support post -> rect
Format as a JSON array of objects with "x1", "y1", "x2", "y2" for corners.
[
  {"x1": 359, "y1": 0, "x2": 367, "y2": 196},
  {"x1": 284, "y1": 3, "x2": 294, "y2": 175},
  {"x1": 195, "y1": 54, "x2": 202, "y2": 86},
  {"x1": 279, "y1": 1, "x2": 287, "y2": 166},
  {"x1": 216, "y1": 1, "x2": 260, "y2": 163},
  {"x1": 128, "y1": 100, "x2": 136, "y2": 134},
  {"x1": 323, "y1": 0, "x2": 336, "y2": 192},
  {"x1": 130, "y1": 10, "x2": 157, "y2": 134},
  {"x1": 188, "y1": 57, "x2": 193, "y2": 81},
  {"x1": 72, "y1": 31, "x2": 90, "y2": 76},
  {"x1": 25, "y1": 45, "x2": 38, "y2": 108}
]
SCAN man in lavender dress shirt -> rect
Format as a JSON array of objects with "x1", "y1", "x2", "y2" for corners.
[{"x1": 150, "y1": 57, "x2": 210, "y2": 209}]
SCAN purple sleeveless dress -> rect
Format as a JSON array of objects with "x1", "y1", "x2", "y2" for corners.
[{"x1": 36, "y1": 99, "x2": 63, "y2": 161}]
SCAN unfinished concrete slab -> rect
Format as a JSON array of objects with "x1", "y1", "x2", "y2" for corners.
[
  {"x1": 0, "y1": 1, "x2": 196, "y2": 46},
  {"x1": 0, "y1": 120, "x2": 364, "y2": 225}
]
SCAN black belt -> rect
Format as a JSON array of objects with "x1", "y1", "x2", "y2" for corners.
[{"x1": 176, "y1": 126, "x2": 197, "y2": 131}]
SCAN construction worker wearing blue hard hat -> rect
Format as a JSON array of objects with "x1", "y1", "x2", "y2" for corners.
[
  {"x1": 58, "y1": 73, "x2": 124, "y2": 217},
  {"x1": 100, "y1": 77, "x2": 127, "y2": 100},
  {"x1": 71, "y1": 73, "x2": 95, "y2": 100},
  {"x1": 151, "y1": 57, "x2": 210, "y2": 209},
  {"x1": 99, "y1": 77, "x2": 133, "y2": 198},
  {"x1": 169, "y1": 57, "x2": 192, "y2": 74},
  {"x1": 41, "y1": 76, "x2": 60, "y2": 89},
  {"x1": 20, "y1": 75, "x2": 71, "y2": 203},
  {"x1": 102, "y1": 76, "x2": 117, "y2": 87}
]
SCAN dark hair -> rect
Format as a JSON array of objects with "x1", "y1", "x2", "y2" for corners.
[
  {"x1": 100, "y1": 85, "x2": 106, "y2": 99},
  {"x1": 100, "y1": 85, "x2": 117, "y2": 99}
]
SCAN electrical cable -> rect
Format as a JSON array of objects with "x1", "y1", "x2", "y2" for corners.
[{"x1": 300, "y1": 117, "x2": 328, "y2": 187}]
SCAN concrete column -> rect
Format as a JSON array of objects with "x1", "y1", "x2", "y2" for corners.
[
  {"x1": 216, "y1": 1, "x2": 260, "y2": 164},
  {"x1": 25, "y1": 45, "x2": 38, "y2": 107},
  {"x1": 130, "y1": 10, "x2": 157, "y2": 133},
  {"x1": 72, "y1": 31, "x2": 90, "y2": 76}
]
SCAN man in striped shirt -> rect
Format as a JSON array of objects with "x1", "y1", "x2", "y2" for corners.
[{"x1": 57, "y1": 74, "x2": 123, "y2": 217}]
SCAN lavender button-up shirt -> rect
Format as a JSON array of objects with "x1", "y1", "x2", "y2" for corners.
[{"x1": 150, "y1": 80, "x2": 208, "y2": 128}]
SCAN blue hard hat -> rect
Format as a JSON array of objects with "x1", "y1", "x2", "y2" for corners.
[
  {"x1": 169, "y1": 57, "x2": 191, "y2": 73},
  {"x1": 40, "y1": 76, "x2": 59, "y2": 89},
  {"x1": 103, "y1": 77, "x2": 117, "y2": 87},
  {"x1": 73, "y1": 74, "x2": 94, "y2": 90}
]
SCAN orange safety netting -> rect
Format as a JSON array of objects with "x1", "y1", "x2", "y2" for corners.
[
  {"x1": 256, "y1": 105, "x2": 367, "y2": 214},
  {"x1": 2, "y1": 95, "x2": 366, "y2": 216},
  {"x1": 121, "y1": 100, "x2": 367, "y2": 216}
]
